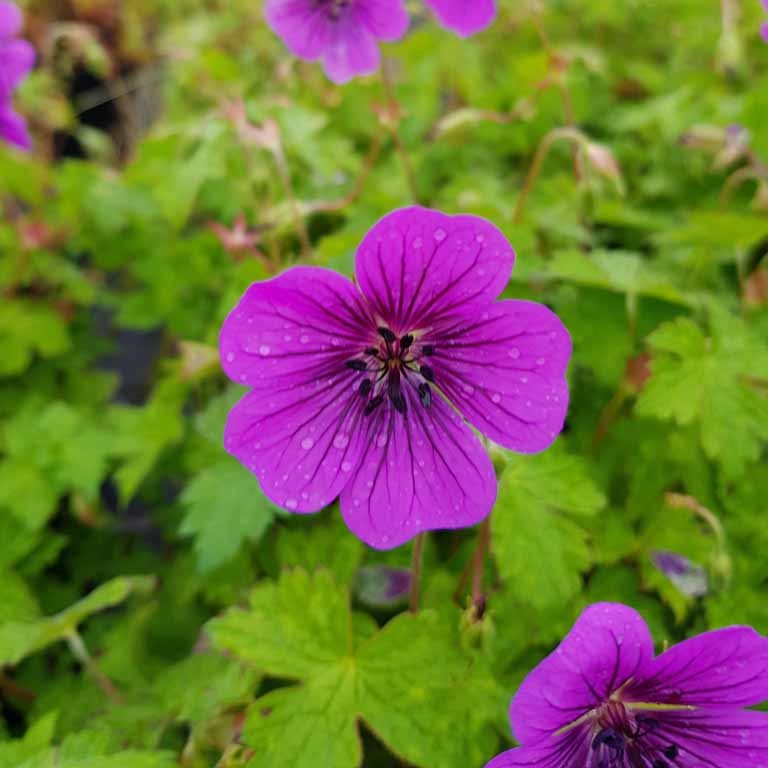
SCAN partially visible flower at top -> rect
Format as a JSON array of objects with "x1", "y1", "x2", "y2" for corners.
[
  {"x1": 0, "y1": 1, "x2": 35, "y2": 150},
  {"x1": 652, "y1": 549, "x2": 709, "y2": 598},
  {"x1": 423, "y1": 0, "x2": 496, "y2": 37},
  {"x1": 761, "y1": 0, "x2": 768, "y2": 42},
  {"x1": 485, "y1": 602, "x2": 768, "y2": 768},
  {"x1": 220, "y1": 207, "x2": 571, "y2": 549},
  {"x1": 265, "y1": 0, "x2": 409, "y2": 84}
]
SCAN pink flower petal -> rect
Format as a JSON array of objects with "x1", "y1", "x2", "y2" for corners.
[
  {"x1": 424, "y1": 0, "x2": 496, "y2": 37},
  {"x1": 0, "y1": 1, "x2": 22, "y2": 38},
  {"x1": 354, "y1": 207, "x2": 514, "y2": 334},
  {"x1": 357, "y1": 0, "x2": 409, "y2": 40},
  {"x1": 652, "y1": 709, "x2": 768, "y2": 767},
  {"x1": 265, "y1": 0, "x2": 334, "y2": 59},
  {"x1": 0, "y1": 38, "x2": 35, "y2": 100},
  {"x1": 484, "y1": 729, "x2": 590, "y2": 768},
  {"x1": 628, "y1": 626, "x2": 768, "y2": 708},
  {"x1": 219, "y1": 266, "x2": 374, "y2": 390},
  {"x1": 430, "y1": 300, "x2": 571, "y2": 453},
  {"x1": 0, "y1": 103, "x2": 30, "y2": 149},
  {"x1": 510, "y1": 603, "x2": 654, "y2": 746},
  {"x1": 322, "y1": 12, "x2": 381, "y2": 84},
  {"x1": 340, "y1": 386, "x2": 497, "y2": 549}
]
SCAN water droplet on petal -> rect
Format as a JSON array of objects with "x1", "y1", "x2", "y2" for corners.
[
  {"x1": 285, "y1": 498, "x2": 298, "y2": 510},
  {"x1": 462, "y1": 383, "x2": 475, "y2": 395},
  {"x1": 226, "y1": 352, "x2": 235, "y2": 363},
  {"x1": 434, "y1": 228, "x2": 446, "y2": 242},
  {"x1": 333, "y1": 434, "x2": 350, "y2": 449},
  {"x1": 301, "y1": 437, "x2": 314, "y2": 450},
  {"x1": 259, "y1": 345, "x2": 271, "y2": 356},
  {"x1": 376, "y1": 435, "x2": 388, "y2": 448},
  {"x1": 509, "y1": 348, "x2": 520, "y2": 359},
  {"x1": 300, "y1": 334, "x2": 310, "y2": 344},
  {"x1": 491, "y1": 393, "x2": 501, "y2": 404},
  {"x1": 341, "y1": 461, "x2": 352, "y2": 472}
]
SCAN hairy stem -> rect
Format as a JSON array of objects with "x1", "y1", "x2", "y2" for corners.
[
  {"x1": 66, "y1": 630, "x2": 124, "y2": 704},
  {"x1": 409, "y1": 532, "x2": 426, "y2": 613}
]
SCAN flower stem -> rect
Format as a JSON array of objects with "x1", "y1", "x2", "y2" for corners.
[
  {"x1": 409, "y1": 532, "x2": 426, "y2": 613},
  {"x1": 66, "y1": 629, "x2": 124, "y2": 704},
  {"x1": 380, "y1": 60, "x2": 420, "y2": 204},
  {"x1": 470, "y1": 516, "x2": 492, "y2": 619}
]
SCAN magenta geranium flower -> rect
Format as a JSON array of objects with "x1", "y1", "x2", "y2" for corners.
[
  {"x1": 0, "y1": 1, "x2": 35, "y2": 150},
  {"x1": 486, "y1": 602, "x2": 768, "y2": 768},
  {"x1": 264, "y1": 0, "x2": 409, "y2": 84},
  {"x1": 424, "y1": 0, "x2": 496, "y2": 37},
  {"x1": 762, "y1": 0, "x2": 768, "y2": 43},
  {"x1": 220, "y1": 207, "x2": 570, "y2": 549}
]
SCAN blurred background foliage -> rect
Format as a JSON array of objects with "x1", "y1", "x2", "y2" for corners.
[{"x1": 0, "y1": 0, "x2": 767, "y2": 766}]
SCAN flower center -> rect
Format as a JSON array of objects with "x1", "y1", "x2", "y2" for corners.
[
  {"x1": 591, "y1": 703, "x2": 680, "y2": 768},
  {"x1": 315, "y1": 0, "x2": 351, "y2": 21},
  {"x1": 345, "y1": 325, "x2": 435, "y2": 417}
]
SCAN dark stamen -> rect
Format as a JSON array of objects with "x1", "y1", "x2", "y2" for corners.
[
  {"x1": 663, "y1": 745, "x2": 678, "y2": 760},
  {"x1": 652, "y1": 761, "x2": 669, "y2": 768},
  {"x1": 392, "y1": 392, "x2": 407, "y2": 414},
  {"x1": 364, "y1": 395, "x2": 384, "y2": 415},
  {"x1": 387, "y1": 370, "x2": 407, "y2": 415},
  {"x1": 592, "y1": 729, "x2": 623, "y2": 751},
  {"x1": 365, "y1": 347, "x2": 380, "y2": 357},
  {"x1": 420, "y1": 364, "x2": 435, "y2": 382},
  {"x1": 378, "y1": 326, "x2": 397, "y2": 343},
  {"x1": 418, "y1": 382, "x2": 431, "y2": 408},
  {"x1": 421, "y1": 344, "x2": 434, "y2": 356},
  {"x1": 400, "y1": 334, "x2": 414, "y2": 349},
  {"x1": 346, "y1": 359, "x2": 368, "y2": 371},
  {"x1": 359, "y1": 379, "x2": 372, "y2": 397}
]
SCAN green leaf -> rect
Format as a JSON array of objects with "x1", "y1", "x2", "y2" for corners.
[
  {"x1": 0, "y1": 576, "x2": 155, "y2": 667},
  {"x1": 636, "y1": 306, "x2": 768, "y2": 477},
  {"x1": 180, "y1": 459, "x2": 277, "y2": 572},
  {"x1": 209, "y1": 570, "x2": 496, "y2": 768},
  {"x1": 0, "y1": 301, "x2": 70, "y2": 377},
  {"x1": 491, "y1": 445, "x2": 606, "y2": 610}
]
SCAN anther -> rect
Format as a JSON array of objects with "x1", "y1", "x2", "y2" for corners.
[
  {"x1": 663, "y1": 745, "x2": 679, "y2": 760},
  {"x1": 391, "y1": 392, "x2": 407, "y2": 414},
  {"x1": 592, "y1": 729, "x2": 623, "y2": 751},
  {"x1": 421, "y1": 344, "x2": 434, "y2": 356},
  {"x1": 359, "y1": 379, "x2": 373, "y2": 397},
  {"x1": 420, "y1": 364, "x2": 435, "y2": 382},
  {"x1": 364, "y1": 395, "x2": 384, "y2": 415},
  {"x1": 346, "y1": 360, "x2": 368, "y2": 371},
  {"x1": 364, "y1": 347, "x2": 380, "y2": 357},
  {"x1": 400, "y1": 334, "x2": 414, "y2": 349},
  {"x1": 378, "y1": 327, "x2": 397, "y2": 344},
  {"x1": 652, "y1": 761, "x2": 669, "y2": 768},
  {"x1": 418, "y1": 382, "x2": 431, "y2": 408}
]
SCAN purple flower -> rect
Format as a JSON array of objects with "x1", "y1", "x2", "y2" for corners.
[
  {"x1": 265, "y1": 0, "x2": 409, "y2": 84},
  {"x1": 0, "y1": 1, "x2": 35, "y2": 150},
  {"x1": 762, "y1": 0, "x2": 768, "y2": 42},
  {"x1": 486, "y1": 602, "x2": 768, "y2": 768},
  {"x1": 424, "y1": 0, "x2": 496, "y2": 37},
  {"x1": 220, "y1": 207, "x2": 571, "y2": 549},
  {"x1": 651, "y1": 550, "x2": 709, "y2": 597}
]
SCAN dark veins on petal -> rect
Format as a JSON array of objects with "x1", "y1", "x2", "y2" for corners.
[{"x1": 345, "y1": 326, "x2": 435, "y2": 419}]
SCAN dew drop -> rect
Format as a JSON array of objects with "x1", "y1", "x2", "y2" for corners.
[
  {"x1": 300, "y1": 334, "x2": 310, "y2": 344},
  {"x1": 509, "y1": 348, "x2": 520, "y2": 359},
  {"x1": 259, "y1": 345, "x2": 271, "y2": 356},
  {"x1": 285, "y1": 498, "x2": 298, "y2": 510},
  {"x1": 226, "y1": 352, "x2": 235, "y2": 363},
  {"x1": 413, "y1": 237, "x2": 423, "y2": 248},
  {"x1": 333, "y1": 434, "x2": 350, "y2": 449},
  {"x1": 462, "y1": 383, "x2": 475, "y2": 395},
  {"x1": 283, "y1": 334, "x2": 293, "y2": 342},
  {"x1": 434, "y1": 228, "x2": 446, "y2": 242},
  {"x1": 476, "y1": 234, "x2": 485, "y2": 243},
  {"x1": 491, "y1": 393, "x2": 501, "y2": 404},
  {"x1": 376, "y1": 435, "x2": 388, "y2": 448},
  {"x1": 301, "y1": 437, "x2": 314, "y2": 450},
  {"x1": 341, "y1": 461, "x2": 352, "y2": 472},
  {"x1": 536, "y1": 357, "x2": 545, "y2": 366}
]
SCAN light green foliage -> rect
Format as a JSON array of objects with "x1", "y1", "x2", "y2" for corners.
[
  {"x1": 1, "y1": 0, "x2": 767, "y2": 766},
  {"x1": 210, "y1": 570, "x2": 496, "y2": 768}
]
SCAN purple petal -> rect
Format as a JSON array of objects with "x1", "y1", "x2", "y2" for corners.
[
  {"x1": 354, "y1": 207, "x2": 514, "y2": 334},
  {"x1": 484, "y1": 730, "x2": 589, "y2": 768},
  {"x1": 629, "y1": 626, "x2": 768, "y2": 708},
  {"x1": 762, "y1": 22, "x2": 768, "y2": 43},
  {"x1": 0, "y1": 1, "x2": 22, "y2": 38},
  {"x1": 424, "y1": 0, "x2": 496, "y2": 37},
  {"x1": 339, "y1": 386, "x2": 497, "y2": 549},
  {"x1": 510, "y1": 603, "x2": 654, "y2": 746},
  {"x1": 0, "y1": 103, "x2": 30, "y2": 149},
  {"x1": 651, "y1": 709, "x2": 768, "y2": 767},
  {"x1": 322, "y1": 12, "x2": 381, "y2": 84},
  {"x1": 224, "y1": 382, "x2": 368, "y2": 515},
  {"x1": 0, "y1": 39, "x2": 35, "y2": 100},
  {"x1": 430, "y1": 300, "x2": 571, "y2": 453},
  {"x1": 357, "y1": 0, "x2": 409, "y2": 40},
  {"x1": 219, "y1": 266, "x2": 374, "y2": 390},
  {"x1": 265, "y1": 0, "x2": 334, "y2": 60}
]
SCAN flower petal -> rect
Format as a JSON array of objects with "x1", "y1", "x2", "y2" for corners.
[
  {"x1": 425, "y1": 0, "x2": 496, "y2": 37},
  {"x1": 651, "y1": 709, "x2": 768, "y2": 768},
  {"x1": 224, "y1": 381, "x2": 368, "y2": 515},
  {"x1": 357, "y1": 0, "x2": 409, "y2": 40},
  {"x1": 219, "y1": 266, "x2": 374, "y2": 390},
  {"x1": 484, "y1": 730, "x2": 589, "y2": 768},
  {"x1": 265, "y1": 0, "x2": 333, "y2": 60},
  {"x1": 339, "y1": 386, "x2": 497, "y2": 549},
  {"x1": 0, "y1": 39, "x2": 35, "y2": 100},
  {"x1": 629, "y1": 626, "x2": 768, "y2": 708},
  {"x1": 322, "y1": 14, "x2": 381, "y2": 84},
  {"x1": 354, "y1": 207, "x2": 515, "y2": 334},
  {"x1": 0, "y1": 103, "x2": 30, "y2": 149},
  {"x1": 510, "y1": 603, "x2": 654, "y2": 746},
  {"x1": 430, "y1": 300, "x2": 571, "y2": 453},
  {"x1": 0, "y1": 1, "x2": 22, "y2": 38}
]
